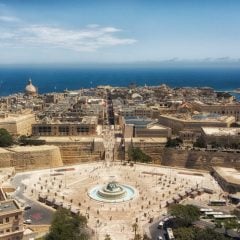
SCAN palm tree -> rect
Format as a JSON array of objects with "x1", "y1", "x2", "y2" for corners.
[{"x1": 132, "y1": 223, "x2": 138, "y2": 238}]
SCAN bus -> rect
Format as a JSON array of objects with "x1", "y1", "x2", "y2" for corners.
[
  {"x1": 213, "y1": 214, "x2": 237, "y2": 220},
  {"x1": 205, "y1": 212, "x2": 223, "y2": 216},
  {"x1": 200, "y1": 208, "x2": 213, "y2": 213},
  {"x1": 208, "y1": 200, "x2": 226, "y2": 206},
  {"x1": 166, "y1": 228, "x2": 175, "y2": 240}
]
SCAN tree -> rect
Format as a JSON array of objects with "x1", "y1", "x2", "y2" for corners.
[
  {"x1": 193, "y1": 136, "x2": 206, "y2": 148},
  {"x1": 134, "y1": 234, "x2": 142, "y2": 240},
  {"x1": 132, "y1": 223, "x2": 138, "y2": 239},
  {"x1": 168, "y1": 204, "x2": 200, "y2": 227},
  {"x1": 46, "y1": 208, "x2": 89, "y2": 240},
  {"x1": 18, "y1": 135, "x2": 46, "y2": 146},
  {"x1": 0, "y1": 128, "x2": 13, "y2": 147},
  {"x1": 195, "y1": 228, "x2": 229, "y2": 240},
  {"x1": 173, "y1": 227, "x2": 229, "y2": 240},
  {"x1": 142, "y1": 234, "x2": 151, "y2": 240},
  {"x1": 165, "y1": 138, "x2": 183, "y2": 148},
  {"x1": 173, "y1": 227, "x2": 196, "y2": 240},
  {"x1": 223, "y1": 218, "x2": 240, "y2": 234},
  {"x1": 128, "y1": 146, "x2": 152, "y2": 163}
]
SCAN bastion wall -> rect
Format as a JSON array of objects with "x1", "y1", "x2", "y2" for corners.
[
  {"x1": 0, "y1": 145, "x2": 63, "y2": 171},
  {"x1": 161, "y1": 148, "x2": 240, "y2": 170}
]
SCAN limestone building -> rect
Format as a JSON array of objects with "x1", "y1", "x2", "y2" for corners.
[
  {"x1": 158, "y1": 113, "x2": 235, "y2": 134},
  {"x1": 0, "y1": 113, "x2": 36, "y2": 136},
  {"x1": 192, "y1": 101, "x2": 240, "y2": 121},
  {"x1": 32, "y1": 116, "x2": 97, "y2": 136},
  {"x1": 0, "y1": 188, "x2": 24, "y2": 240},
  {"x1": 201, "y1": 127, "x2": 240, "y2": 146},
  {"x1": 122, "y1": 117, "x2": 171, "y2": 138}
]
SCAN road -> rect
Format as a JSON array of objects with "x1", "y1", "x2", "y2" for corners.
[
  {"x1": 148, "y1": 215, "x2": 170, "y2": 240},
  {"x1": 11, "y1": 172, "x2": 54, "y2": 225}
]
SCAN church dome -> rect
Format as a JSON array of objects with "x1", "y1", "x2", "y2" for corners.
[{"x1": 25, "y1": 78, "x2": 37, "y2": 95}]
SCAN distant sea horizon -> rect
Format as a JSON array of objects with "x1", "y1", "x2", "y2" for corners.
[{"x1": 0, "y1": 67, "x2": 240, "y2": 99}]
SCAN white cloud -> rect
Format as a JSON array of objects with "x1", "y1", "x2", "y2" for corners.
[
  {"x1": 0, "y1": 23, "x2": 136, "y2": 52},
  {"x1": 0, "y1": 15, "x2": 20, "y2": 22}
]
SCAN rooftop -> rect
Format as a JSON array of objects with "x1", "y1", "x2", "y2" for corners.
[
  {"x1": 202, "y1": 127, "x2": 240, "y2": 136},
  {"x1": 213, "y1": 167, "x2": 240, "y2": 185},
  {"x1": 0, "y1": 200, "x2": 20, "y2": 215},
  {"x1": 0, "y1": 114, "x2": 34, "y2": 123}
]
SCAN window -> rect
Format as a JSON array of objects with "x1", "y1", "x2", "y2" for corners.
[
  {"x1": 59, "y1": 126, "x2": 69, "y2": 133},
  {"x1": 6, "y1": 229, "x2": 10, "y2": 232},
  {"x1": 39, "y1": 126, "x2": 51, "y2": 133},
  {"x1": 6, "y1": 217, "x2": 9, "y2": 222},
  {"x1": 15, "y1": 215, "x2": 18, "y2": 220},
  {"x1": 0, "y1": 218, "x2": 3, "y2": 224}
]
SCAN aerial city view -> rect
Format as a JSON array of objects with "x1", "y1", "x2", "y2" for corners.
[{"x1": 0, "y1": 1, "x2": 240, "y2": 240}]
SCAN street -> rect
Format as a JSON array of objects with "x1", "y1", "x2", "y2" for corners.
[{"x1": 11, "y1": 173, "x2": 54, "y2": 225}]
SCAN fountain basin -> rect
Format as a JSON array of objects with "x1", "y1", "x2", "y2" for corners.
[{"x1": 88, "y1": 181, "x2": 137, "y2": 203}]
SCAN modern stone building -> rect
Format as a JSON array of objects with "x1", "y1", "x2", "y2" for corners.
[
  {"x1": 158, "y1": 113, "x2": 235, "y2": 134},
  {"x1": 0, "y1": 188, "x2": 24, "y2": 240},
  {"x1": 122, "y1": 117, "x2": 171, "y2": 138},
  {"x1": 212, "y1": 167, "x2": 240, "y2": 193},
  {"x1": 32, "y1": 116, "x2": 97, "y2": 136},
  {"x1": 201, "y1": 127, "x2": 240, "y2": 146},
  {"x1": 192, "y1": 101, "x2": 240, "y2": 121}
]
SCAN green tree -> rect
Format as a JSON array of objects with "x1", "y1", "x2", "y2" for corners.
[
  {"x1": 0, "y1": 128, "x2": 13, "y2": 147},
  {"x1": 128, "y1": 146, "x2": 151, "y2": 163},
  {"x1": 195, "y1": 228, "x2": 229, "y2": 240},
  {"x1": 165, "y1": 138, "x2": 183, "y2": 148},
  {"x1": 223, "y1": 218, "x2": 240, "y2": 234},
  {"x1": 46, "y1": 208, "x2": 89, "y2": 240},
  {"x1": 168, "y1": 204, "x2": 200, "y2": 227},
  {"x1": 193, "y1": 136, "x2": 206, "y2": 148},
  {"x1": 173, "y1": 227, "x2": 196, "y2": 240}
]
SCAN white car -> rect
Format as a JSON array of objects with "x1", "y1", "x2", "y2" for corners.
[
  {"x1": 24, "y1": 219, "x2": 32, "y2": 224},
  {"x1": 157, "y1": 236, "x2": 163, "y2": 240}
]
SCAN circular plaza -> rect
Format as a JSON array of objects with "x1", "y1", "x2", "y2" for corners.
[{"x1": 15, "y1": 161, "x2": 223, "y2": 240}]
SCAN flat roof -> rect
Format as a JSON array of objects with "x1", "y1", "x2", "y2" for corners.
[
  {"x1": 0, "y1": 200, "x2": 20, "y2": 214},
  {"x1": 160, "y1": 114, "x2": 233, "y2": 123},
  {"x1": 202, "y1": 127, "x2": 240, "y2": 136},
  {"x1": 38, "y1": 136, "x2": 103, "y2": 143},
  {"x1": 0, "y1": 114, "x2": 34, "y2": 123},
  {"x1": 148, "y1": 124, "x2": 168, "y2": 130},
  {"x1": 125, "y1": 137, "x2": 167, "y2": 143},
  {"x1": 213, "y1": 167, "x2": 240, "y2": 185}
]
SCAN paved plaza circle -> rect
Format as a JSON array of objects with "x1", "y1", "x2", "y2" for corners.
[{"x1": 88, "y1": 183, "x2": 137, "y2": 203}]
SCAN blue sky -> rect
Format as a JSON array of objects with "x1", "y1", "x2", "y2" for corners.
[{"x1": 0, "y1": 0, "x2": 240, "y2": 64}]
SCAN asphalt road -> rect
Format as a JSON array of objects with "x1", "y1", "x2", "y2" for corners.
[
  {"x1": 11, "y1": 173, "x2": 54, "y2": 225},
  {"x1": 149, "y1": 215, "x2": 170, "y2": 240}
]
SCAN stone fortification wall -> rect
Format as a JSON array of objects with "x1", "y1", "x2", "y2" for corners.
[
  {"x1": 0, "y1": 145, "x2": 63, "y2": 171},
  {"x1": 37, "y1": 137, "x2": 105, "y2": 164},
  {"x1": 161, "y1": 148, "x2": 240, "y2": 170}
]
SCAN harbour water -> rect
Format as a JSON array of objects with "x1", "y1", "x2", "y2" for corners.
[{"x1": 0, "y1": 67, "x2": 239, "y2": 97}]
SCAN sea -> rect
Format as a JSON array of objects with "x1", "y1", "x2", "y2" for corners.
[{"x1": 0, "y1": 67, "x2": 240, "y2": 99}]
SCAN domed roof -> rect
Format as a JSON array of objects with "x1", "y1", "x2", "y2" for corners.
[{"x1": 25, "y1": 78, "x2": 37, "y2": 95}]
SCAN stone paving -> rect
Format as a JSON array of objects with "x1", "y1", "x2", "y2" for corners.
[{"x1": 21, "y1": 162, "x2": 223, "y2": 240}]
